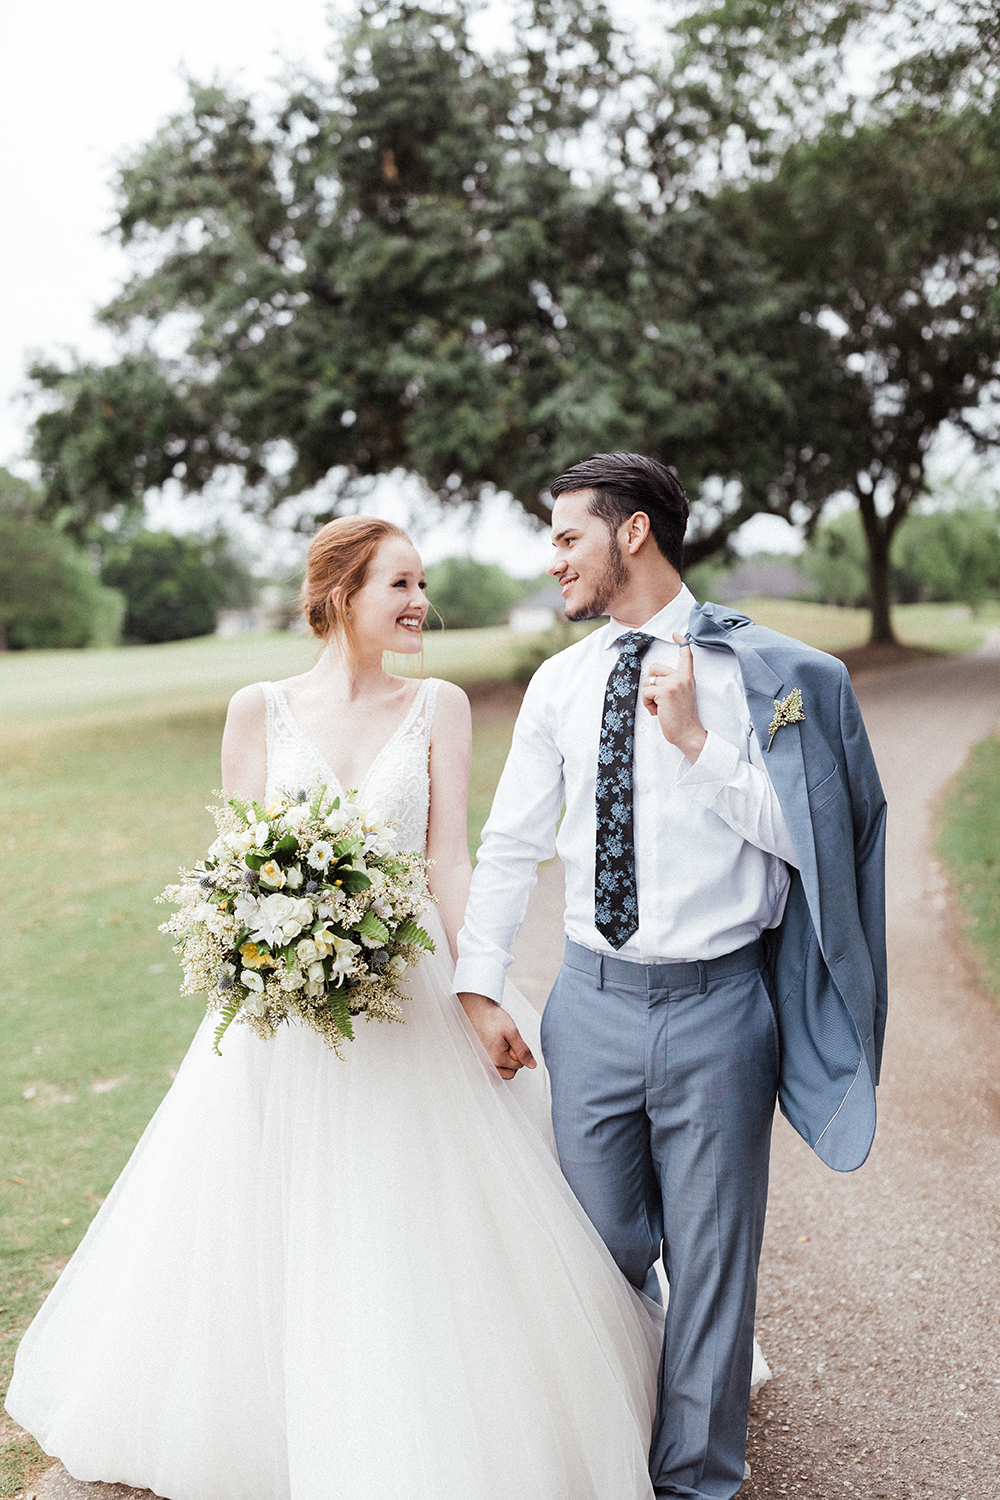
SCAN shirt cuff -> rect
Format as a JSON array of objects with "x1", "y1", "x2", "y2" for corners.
[
  {"x1": 451, "y1": 956, "x2": 508, "y2": 1004},
  {"x1": 675, "y1": 728, "x2": 741, "y2": 803}
]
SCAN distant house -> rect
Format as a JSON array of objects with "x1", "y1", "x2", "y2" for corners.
[
  {"x1": 718, "y1": 560, "x2": 811, "y2": 602},
  {"x1": 508, "y1": 583, "x2": 567, "y2": 634}
]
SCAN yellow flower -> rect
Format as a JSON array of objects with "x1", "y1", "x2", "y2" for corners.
[
  {"x1": 258, "y1": 859, "x2": 285, "y2": 889},
  {"x1": 239, "y1": 941, "x2": 275, "y2": 970},
  {"x1": 312, "y1": 926, "x2": 336, "y2": 958},
  {"x1": 766, "y1": 688, "x2": 805, "y2": 752}
]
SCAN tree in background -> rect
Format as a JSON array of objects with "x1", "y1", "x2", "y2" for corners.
[
  {"x1": 649, "y1": 0, "x2": 1000, "y2": 640},
  {"x1": 802, "y1": 502, "x2": 1000, "y2": 614},
  {"x1": 21, "y1": 0, "x2": 846, "y2": 561},
  {"x1": 100, "y1": 531, "x2": 239, "y2": 643},
  {"x1": 894, "y1": 508, "x2": 1000, "y2": 612},
  {"x1": 799, "y1": 512, "x2": 872, "y2": 610},
  {"x1": 0, "y1": 470, "x2": 124, "y2": 650},
  {"x1": 424, "y1": 556, "x2": 526, "y2": 628},
  {"x1": 18, "y1": 0, "x2": 1000, "y2": 627}
]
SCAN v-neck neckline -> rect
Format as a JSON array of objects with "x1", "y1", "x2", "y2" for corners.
[{"x1": 269, "y1": 679, "x2": 428, "y2": 795}]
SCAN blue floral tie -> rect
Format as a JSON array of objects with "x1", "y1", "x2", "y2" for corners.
[{"x1": 595, "y1": 631, "x2": 654, "y2": 949}]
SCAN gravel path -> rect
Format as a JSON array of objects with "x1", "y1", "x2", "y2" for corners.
[{"x1": 35, "y1": 649, "x2": 1000, "y2": 1499}]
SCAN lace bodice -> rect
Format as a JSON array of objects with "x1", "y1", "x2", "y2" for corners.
[{"x1": 261, "y1": 678, "x2": 440, "y2": 854}]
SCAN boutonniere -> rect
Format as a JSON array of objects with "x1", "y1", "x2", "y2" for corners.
[{"x1": 767, "y1": 688, "x2": 805, "y2": 751}]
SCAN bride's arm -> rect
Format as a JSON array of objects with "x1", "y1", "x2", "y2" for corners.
[
  {"x1": 426, "y1": 681, "x2": 474, "y2": 959},
  {"x1": 221, "y1": 684, "x2": 267, "y2": 801}
]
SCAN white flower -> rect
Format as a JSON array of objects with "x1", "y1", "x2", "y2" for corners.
[
  {"x1": 233, "y1": 894, "x2": 261, "y2": 927},
  {"x1": 242, "y1": 991, "x2": 267, "y2": 1016},
  {"x1": 258, "y1": 859, "x2": 285, "y2": 890},
  {"x1": 317, "y1": 891, "x2": 344, "y2": 919},
  {"x1": 307, "y1": 960, "x2": 326, "y2": 982},
  {"x1": 284, "y1": 865, "x2": 304, "y2": 889},
  {"x1": 280, "y1": 968, "x2": 305, "y2": 991},
  {"x1": 241, "y1": 968, "x2": 264, "y2": 992},
  {"x1": 324, "y1": 808, "x2": 348, "y2": 834},
  {"x1": 252, "y1": 893, "x2": 312, "y2": 948},
  {"x1": 281, "y1": 804, "x2": 312, "y2": 831},
  {"x1": 295, "y1": 937, "x2": 319, "y2": 966},
  {"x1": 329, "y1": 934, "x2": 361, "y2": 983},
  {"x1": 253, "y1": 820, "x2": 271, "y2": 848},
  {"x1": 307, "y1": 840, "x2": 335, "y2": 872},
  {"x1": 224, "y1": 830, "x2": 255, "y2": 855},
  {"x1": 388, "y1": 954, "x2": 407, "y2": 978},
  {"x1": 304, "y1": 979, "x2": 325, "y2": 998}
]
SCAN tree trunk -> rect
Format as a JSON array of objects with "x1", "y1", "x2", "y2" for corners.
[
  {"x1": 866, "y1": 525, "x2": 896, "y2": 643},
  {"x1": 856, "y1": 490, "x2": 898, "y2": 645}
]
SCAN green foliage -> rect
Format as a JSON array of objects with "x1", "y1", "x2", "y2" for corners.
[
  {"x1": 100, "y1": 531, "x2": 228, "y2": 643},
  {"x1": 683, "y1": 558, "x2": 732, "y2": 604},
  {"x1": 0, "y1": 513, "x2": 125, "y2": 651},
  {"x1": 893, "y1": 507, "x2": 1000, "y2": 611},
  {"x1": 804, "y1": 505, "x2": 1000, "y2": 611},
  {"x1": 425, "y1": 557, "x2": 525, "y2": 628},
  {"x1": 937, "y1": 732, "x2": 1000, "y2": 1001},
  {"x1": 0, "y1": 466, "x2": 42, "y2": 519},
  {"x1": 800, "y1": 511, "x2": 871, "y2": 608}
]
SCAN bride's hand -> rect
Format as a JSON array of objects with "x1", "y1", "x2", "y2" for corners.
[{"x1": 458, "y1": 993, "x2": 537, "y2": 1081}]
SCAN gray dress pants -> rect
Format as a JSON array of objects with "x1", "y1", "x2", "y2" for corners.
[{"x1": 540, "y1": 938, "x2": 778, "y2": 1500}]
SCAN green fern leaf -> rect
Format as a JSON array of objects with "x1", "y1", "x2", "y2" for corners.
[
  {"x1": 212, "y1": 997, "x2": 242, "y2": 1056},
  {"x1": 394, "y1": 920, "x2": 435, "y2": 953}
]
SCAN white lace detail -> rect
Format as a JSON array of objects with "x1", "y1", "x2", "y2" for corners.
[{"x1": 261, "y1": 678, "x2": 440, "y2": 854}]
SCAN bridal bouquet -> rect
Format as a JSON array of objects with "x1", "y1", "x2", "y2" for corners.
[{"x1": 157, "y1": 786, "x2": 435, "y2": 1055}]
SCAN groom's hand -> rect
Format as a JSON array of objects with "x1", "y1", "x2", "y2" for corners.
[
  {"x1": 458, "y1": 992, "x2": 537, "y2": 1080},
  {"x1": 641, "y1": 633, "x2": 708, "y2": 766}
]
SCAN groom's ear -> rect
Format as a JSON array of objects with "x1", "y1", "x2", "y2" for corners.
[{"x1": 622, "y1": 512, "x2": 652, "y2": 555}]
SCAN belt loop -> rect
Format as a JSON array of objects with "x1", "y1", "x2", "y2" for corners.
[
  {"x1": 597, "y1": 955, "x2": 604, "y2": 991},
  {"x1": 697, "y1": 960, "x2": 707, "y2": 995}
]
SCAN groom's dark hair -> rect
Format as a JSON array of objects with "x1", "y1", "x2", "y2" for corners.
[{"x1": 549, "y1": 453, "x2": 689, "y2": 573}]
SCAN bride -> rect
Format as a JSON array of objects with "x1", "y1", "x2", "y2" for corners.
[{"x1": 5, "y1": 516, "x2": 665, "y2": 1500}]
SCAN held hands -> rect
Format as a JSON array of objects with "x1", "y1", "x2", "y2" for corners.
[
  {"x1": 641, "y1": 633, "x2": 708, "y2": 766},
  {"x1": 458, "y1": 992, "x2": 536, "y2": 1081}
]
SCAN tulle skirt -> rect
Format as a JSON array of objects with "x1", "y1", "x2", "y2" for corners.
[{"x1": 6, "y1": 912, "x2": 663, "y2": 1500}]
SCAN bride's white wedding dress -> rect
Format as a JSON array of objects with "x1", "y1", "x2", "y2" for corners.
[{"x1": 6, "y1": 678, "x2": 666, "y2": 1500}]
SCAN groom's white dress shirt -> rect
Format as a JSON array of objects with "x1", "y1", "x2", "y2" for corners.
[{"x1": 453, "y1": 585, "x2": 798, "y2": 1003}]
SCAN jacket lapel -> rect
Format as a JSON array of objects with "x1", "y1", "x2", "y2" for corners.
[{"x1": 686, "y1": 605, "x2": 825, "y2": 947}]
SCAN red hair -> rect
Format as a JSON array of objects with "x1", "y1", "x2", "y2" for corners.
[{"x1": 301, "y1": 516, "x2": 410, "y2": 644}]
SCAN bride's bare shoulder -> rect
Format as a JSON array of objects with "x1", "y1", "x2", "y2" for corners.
[
  {"x1": 225, "y1": 681, "x2": 268, "y2": 730},
  {"x1": 426, "y1": 678, "x2": 471, "y2": 738}
]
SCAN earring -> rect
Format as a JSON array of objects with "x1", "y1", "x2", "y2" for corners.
[{"x1": 347, "y1": 610, "x2": 353, "y2": 619}]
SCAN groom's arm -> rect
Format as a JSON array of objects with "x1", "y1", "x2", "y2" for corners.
[{"x1": 454, "y1": 672, "x2": 566, "y2": 1075}]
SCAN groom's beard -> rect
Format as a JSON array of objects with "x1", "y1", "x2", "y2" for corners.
[{"x1": 564, "y1": 541, "x2": 629, "y2": 622}]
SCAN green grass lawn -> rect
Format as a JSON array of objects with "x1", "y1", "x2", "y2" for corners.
[
  {"x1": 936, "y1": 733, "x2": 1000, "y2": 1002},
  {"x1": 737, "y1": 597, "x2": 1000, "y2": 656}
]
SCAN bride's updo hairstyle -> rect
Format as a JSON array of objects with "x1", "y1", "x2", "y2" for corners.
[{"x1": 302, "y1": 516, "x2": 410, "y2": 646}]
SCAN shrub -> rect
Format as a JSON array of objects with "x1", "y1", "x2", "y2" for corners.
[
  {"x1": 0, "y1": 515, "x2": 124, "y2": 650},
  {"x1": 425, "y1": 557, "x2": 526, "y2": 629},
  {"x1": 101, "y1": 531, "x2": 226, "y2": 643}
]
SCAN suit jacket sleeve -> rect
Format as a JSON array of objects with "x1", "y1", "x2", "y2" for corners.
[{"x1": 839, "y1": 664, "x2": 888, "y2": 1078}]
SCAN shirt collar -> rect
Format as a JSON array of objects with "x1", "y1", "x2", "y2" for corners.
[{"x1": 602, "y1": 583, "x2": 696, "y2": 652}]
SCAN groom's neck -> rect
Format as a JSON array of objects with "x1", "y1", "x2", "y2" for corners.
[{"x1": 607, "y1": 562, "x2": 684, "y2": 630}]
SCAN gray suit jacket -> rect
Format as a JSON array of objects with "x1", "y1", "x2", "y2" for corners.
[{"x1": 687, "y1": 601, "x2": 888, "y2": 1172}]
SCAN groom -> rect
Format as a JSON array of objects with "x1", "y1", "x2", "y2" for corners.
[{"x1": 454, "y1": 452, "x2": 887, "y2": 1499}]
